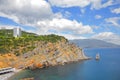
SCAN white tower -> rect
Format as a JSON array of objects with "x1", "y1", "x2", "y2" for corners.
[{"x1": 13, "y1": 27, "x2": 21, "y2": 37}]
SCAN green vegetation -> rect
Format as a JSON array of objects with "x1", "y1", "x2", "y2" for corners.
[{"x1": 0, "y1": 29, "x2": 68, "y2": 55}]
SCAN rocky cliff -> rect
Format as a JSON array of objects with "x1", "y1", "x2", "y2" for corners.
[
  {"x1": 15, "y1": 39, "x2": 88, "y2": 69},
  {"x1": 0, "y1": 33, "x2": 88, "y2": 69}
]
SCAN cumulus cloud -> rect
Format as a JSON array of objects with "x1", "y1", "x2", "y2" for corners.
[
  {"x1": 36, "y1": 18, "x2": 93, "y2": 35},
  {"x1": 91, "y1": 0, "x2": 114, "y2": 10},
  {"x1": 105, "y1": 17, "x2": 120, "y2": 27},
  {"x1": 92, "y1": 32, "x2": 116, "y2": 39},
  {"x1": 95, "y1": 15, "x2": 102, "y2": 19},
  {"x1": 48, "y1": 0, "x2": 91, "y2": 8},
  {"x1": 0, "y1": 0, "x2": 53, "y2": 25},
  {"x1": 48, "y1": 0, "x2": 114, "y2": 10},
  {"x1": 92, "y1": 32, "x2": 120, "y2": 45},
  {"x1": 111, "y1": 7, "x2": 120, "y2": 14}
]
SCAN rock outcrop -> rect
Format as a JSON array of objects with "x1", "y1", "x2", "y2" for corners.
[{"x1": 20, "y1": 39, "x2": 88, "y2": 69}]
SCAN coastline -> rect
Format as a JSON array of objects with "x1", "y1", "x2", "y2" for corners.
[
  {"x1": 4, "y1": 56, "x2": 90, "y2": 80},
  {"x1": 0, "y1": 69, "x2": 22, "y2": 80}
]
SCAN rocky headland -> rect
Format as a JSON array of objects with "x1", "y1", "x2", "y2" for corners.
[
  {"x1": 0, "y1": 38, "x2": 88, "y2": 70},
  {"x1": 21, "y1": 40, "x2": 88, "y2": 69},
  {"x1": 0, "y1": 29, "x2": 88, "y2": 70}
]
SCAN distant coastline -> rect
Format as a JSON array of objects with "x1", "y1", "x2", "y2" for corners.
[{"x1": 69, "y1": 39, "x2": 120, "y2": 49}]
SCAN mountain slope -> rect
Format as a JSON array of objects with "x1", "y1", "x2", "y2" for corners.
[{"x1": 69, "y1": 39, "x2": 120, "y2": 48}]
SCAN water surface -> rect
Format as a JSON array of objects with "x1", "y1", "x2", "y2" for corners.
[{"x1": 9, "y1": 48, "x2": 120, "y2": 80}]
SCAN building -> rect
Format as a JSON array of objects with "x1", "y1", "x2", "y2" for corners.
[
  {"x1": 13, "y1": 27, "x2": 21, "y2": 37},
  {"x1": 0, "y1": 67, "x2": 15, "y2": 74},
  {"x1": 0, "y1": 27, "x2": 6, "y2": 30}
]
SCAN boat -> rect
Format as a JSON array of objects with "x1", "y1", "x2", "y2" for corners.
[{"x1": 96, "y1": 53, "x2": 100, "y2": 60}]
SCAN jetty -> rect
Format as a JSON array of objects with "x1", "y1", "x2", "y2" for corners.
[
  {"x1": 0, "y1": 67, "x2": 15, "y2": 74},
  {"x1": 96, "y1": 53, "x2": 100, "y2": 60}
]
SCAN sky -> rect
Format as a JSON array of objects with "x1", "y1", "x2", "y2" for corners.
[{"x1": 0, "y1": 0, "x2": 120, "y2": 45}]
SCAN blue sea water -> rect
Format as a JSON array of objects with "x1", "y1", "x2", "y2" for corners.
[{"x1": 9, "y1": 48, "x2": 120, "y2": 80}]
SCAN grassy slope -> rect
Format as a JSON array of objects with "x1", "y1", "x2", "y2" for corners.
[{"x1": 0, "y1": 29, "x2": 67, "y2": 55}]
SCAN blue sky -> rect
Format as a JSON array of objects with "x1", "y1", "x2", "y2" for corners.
[{"x1": 0, "y1": 0, "x2": 120, "y2": 44}]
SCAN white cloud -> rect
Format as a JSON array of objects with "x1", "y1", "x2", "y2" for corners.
[
  {"x1": 111, "y1": 7, "x2": 120, "y2": 14},
  {"x1": 95, "y1": 15, "x2": 102, "y2": 19},
  {"x1": 29, "y1": 18, "x2": 93, "y2": 40},
  {"x1": 0, "y1": 0, "x2": 53, "y2": 25},
  {"x1": 92, "y1": 26, "x2": 99, "y2": 29},
  {"x1": 48, "y1": 0, "x2": 91, "y2": 8},
  {"x1": 101, "y1": 0, "x2": 113, "y2": 8},
  {"x1": 91, "y1": 0, "x2": 113, "y2": 10},
  {"x1": 53, "y1": 12, "x2": 63, "y2": 19},
  {"x1": 80, "y1": 8, "x2": 85, "y2": 14},
  {"x1": 92, "y1": 32, "x2": 115, "y2": 39},
  {"x1": 0, "y1": 12, "x2": 19, "y2": 23},
  {"x1": 54, "y1": 33, "x2": 87, "y2": 40},
  {"x1": 64, "y1": 11, "x2": 71, "y2": 18},
  {"x1": 36, "y1": 18, "x2": 93, "y2": 35},
  {"x1": 92, "y1": 32, "x2": 120, "y2": 45},
  {"x1": 48, "y1": 0, "x2": 114, "y2": 10},
  {"x1": 105, "y1": 17, "x2": 120, "y2": 27}
]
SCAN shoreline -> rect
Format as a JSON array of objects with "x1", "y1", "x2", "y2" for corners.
[
  {"x1": 0, "y1": 55, "x2": 90, "y2": 80},
  {"x1": 0, "y1": 69, "x2": 22, "y2": 80},
  {"x1": 2, "y1": 58, "x2": 90, "y2": 80}
]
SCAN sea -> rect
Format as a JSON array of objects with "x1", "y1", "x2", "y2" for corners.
[{"x1": 9, "y1": 48, "x2": 120, "y2": 80}]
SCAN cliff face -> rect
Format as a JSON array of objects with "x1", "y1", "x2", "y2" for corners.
[
  {"x1": 17, "y1": 39, "x2": 87, "y2": 69},
  {"x1": 0, "y1": 33, "x2": 87, "y2": 69},
  {"x1": 0, "y1": 40, "x2": 87, "y2": 69}
]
